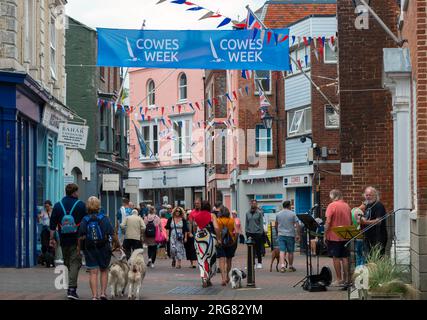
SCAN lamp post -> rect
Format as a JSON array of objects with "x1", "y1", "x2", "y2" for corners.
[{"x1": 260, "y1": 109, "x2": 273, "y2": 130}]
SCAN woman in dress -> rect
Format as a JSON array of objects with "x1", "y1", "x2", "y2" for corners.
[
  {"x1": 189, "y1": 200, "x2": 220, "y2": 288},
  {"x1": 184, "y1": 206, "x2": 198, "y2": 268},
  {"x1": 144, "y1": 205, "x2": 162, "y2": 268},
  {"x1": 166, "y1": 207, "x2": 188, "y2": 269}
]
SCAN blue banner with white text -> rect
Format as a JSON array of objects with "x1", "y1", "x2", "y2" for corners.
[{"x1": 97, "y1": 28, "x2": 290, "y2": 70}]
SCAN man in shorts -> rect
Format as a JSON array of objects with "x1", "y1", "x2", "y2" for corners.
[
  {"x1": 275, "y1": 201, "x2": 300, "y2": 272},
  {"x1": 325, "y1": 189, "x2": 352, "y2": 286}
]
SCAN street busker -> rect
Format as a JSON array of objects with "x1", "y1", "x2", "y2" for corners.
[
  {"x1": 49, "y1": 183, "x2": 87, "y2": 300},
  {"x1": 189, "y1": 201, "x2": 220, "y2": 288},
  {"x1": 325, "y1": 189, "x2": 352, "y2": 287},
  {"x1": 78, "y1": 196, "x2": 114, "y2": 300}
]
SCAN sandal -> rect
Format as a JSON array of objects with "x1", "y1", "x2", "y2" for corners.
[
  {"x1": 99, "y1": 295, "x2": 108, "y2": 300},
  {"x1": 92, "y1": 297, "x2": 98, "y2": 300}
]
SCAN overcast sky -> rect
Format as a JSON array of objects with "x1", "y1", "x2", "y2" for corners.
[{"x1": 66, "y1": 0, "x2": 266, "y2": 30}]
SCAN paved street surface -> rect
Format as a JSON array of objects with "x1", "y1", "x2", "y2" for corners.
[{"x1": 0, "y1": 246, "x2": 346, "y2": 300}]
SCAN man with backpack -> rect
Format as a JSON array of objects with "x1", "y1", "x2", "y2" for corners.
[
  {"x1": 79, "y1": 196, "x2": 114, "y2": 300},
  {"x1": 49, "y1": 184, "x2": 87, "y2": 300},
  {"x1": 217, "y1": 206, "x2": 237, "y2": 286}
]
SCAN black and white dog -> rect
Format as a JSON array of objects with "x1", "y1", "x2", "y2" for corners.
[{"x1": 229, "y1": 268, "x2": 247, "y2": 289}]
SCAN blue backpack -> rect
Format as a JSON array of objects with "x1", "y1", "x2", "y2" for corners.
[
  {"x1": 84, "y1": 213, "x2": 106, "y2": 246},
  {"x1": 60, "y1": 200, "x2": 81, "y2": 234}
]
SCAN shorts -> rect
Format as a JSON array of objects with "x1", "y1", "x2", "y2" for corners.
[
  {"x1": 278, "y1": 236, "x2": 295, "y2": 253},
  {"x1": 217, "y1": 244, "x2": 237, "y2": 258},
  {"x1": 84, "y1": 245, "x2": 111, "y2": 270},
  {"x1": 326, "y1": 240, "x2": 349, "y2": 258}
]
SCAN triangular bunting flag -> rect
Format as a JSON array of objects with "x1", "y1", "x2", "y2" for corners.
[
  {"x1": 225, "y1": 93, "x2": 232, "y2": 102},
  {"x1": 195, "y1": 102, "x2": 201, "y2": 110},
  {"x1": 233, "y1": 91, "x2": 238, "y2": 101},
  {"x1": 217, "y1": 17, "x2": 231, "y2": 28},
  {"x1": 267, "y1": 31, "x2": 272, "y2": 44}
]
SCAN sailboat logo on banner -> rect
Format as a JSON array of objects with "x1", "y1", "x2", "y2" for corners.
[
  {"x1": 126, "y1": 37, "x2": 138, "y2": 62},
  {"x1": 210, "y1": 38, "x2": 224, "y2": 63}
]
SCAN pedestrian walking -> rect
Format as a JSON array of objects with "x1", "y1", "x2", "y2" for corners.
[
  {"x1": 245, "y1": 199, "x2": 265, "y2": 269},
  {"x1": 189, "y1": 200, "x2": 219, "y2": 288},
  {"x1": 217, "y1": 206, "x2": 237, "y2": 286},
  {"x1": 38, "y1": 200, "x2": 53, "y2": 266},
  {"x1": 232, "y1": 211, "x2": 244, "y2": 245},
  {"x1": 275, "y1": 201, "x2": 300, "y2": 272},
  {"x1": 49, "y1": 183, "x2": 87, "y2": 300},
  {"x1": 139, "y1": 202, "x2": 148, "y2": 217},
  {"x1": 117, "y1": 198, "x2": 132, "y2": 243},
  {"x1": 144, "y1": 205, "x2": 162, "y2": 268},
  {"x1": 78, "y1": 196, "x2": 114, "y2": 300},
  {"x1": 165, "y1": 207, "x2": 188, "y2": 269},
  {"x1": 158, "y1": 211, "x2": 169, "y2": 259},
  {"x1": 120, "y1": 209, "x2": 146, "y2": 259},
  {"x1": 184, "y1": 202, "x2": 199, "y2": 269},
  {"x1": 325, "y1": 189, "x2": 352, "y2": 286}
]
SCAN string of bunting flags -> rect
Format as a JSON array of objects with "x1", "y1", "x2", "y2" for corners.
[{"x1": 96, "y1": 82, "x2": 258, "y2": 141}]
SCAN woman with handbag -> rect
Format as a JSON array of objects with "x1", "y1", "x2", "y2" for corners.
[
  {"x1": 143, "y1": 206, "x2": 163, "y2": 268},
  {"x1": 165, "y1": 207, "x2": 188, "y2": 269},
  {"x1": 189, "y1": 200, "x2": 220, "y2": 288}
]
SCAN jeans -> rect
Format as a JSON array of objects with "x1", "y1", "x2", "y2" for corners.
[
  {"x1": 61, "y1": 245, "x2": 82, "y2": 289},
  {"x1": 148, "y1": 245, "x2": 158, "y2": 264},
  {"x1": 355, "y1": 239, "x2": 366, "y2": 266},
  {"x1": 246, "y1": 233, "x2": 263, "y2": 264}
]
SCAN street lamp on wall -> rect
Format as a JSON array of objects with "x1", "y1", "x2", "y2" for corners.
[{"x1": 261, "y1": 109, "x2": 273, "y2": 129}]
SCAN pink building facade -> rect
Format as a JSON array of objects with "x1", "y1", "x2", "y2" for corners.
[{"x1": 127, "y1": 68, "x2": 206, "y2": 209}]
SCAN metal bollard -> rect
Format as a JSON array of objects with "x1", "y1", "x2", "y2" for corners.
[{"x1": 246, "y1": 237, "x2": 256, "y2": 287}]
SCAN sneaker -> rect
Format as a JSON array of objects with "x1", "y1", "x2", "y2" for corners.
[
  {"x1": 280, "y1": 267, "x2": 286, "y2": 273},
  {"x1": 287, "y1": 266, "x2": 296, "y2": 272},
  {"x1": 151, "y1": 263, "x2": 155, "y2": 269},
  {"x1": 67, "y1": 289, "x2": 80, "y2": 300},
  {"x1": 256, "y1": 263, "x2": 263, "y2": 269}
]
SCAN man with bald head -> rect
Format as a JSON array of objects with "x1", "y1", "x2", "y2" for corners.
[{"x1": 361, "y1": 187, "x2": 388, "y2": 256}]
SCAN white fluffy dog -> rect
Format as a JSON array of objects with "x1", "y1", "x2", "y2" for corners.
[
  {"x1": 229, "y1": 268, "x2": 247, "y2": 289},
  {"x1": 108, "y1": 249, "x2": 129, "y2": 299},
  {"x1": 127, "y1": 248, "x2": 146, "y2": 300}
]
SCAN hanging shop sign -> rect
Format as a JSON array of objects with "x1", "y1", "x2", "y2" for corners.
[
  {"x1": 57, "y1": 123, "x2": 89, "y2": 150},
  {"x1": 42, "y1": 105, "x2": 68, "y2": 134},
  {"x1": 103, "y1": 174, "x2": 120, "y2": 192},
  {"x1": 97, "y1": 28, "x2": 290, "y2": 70}
]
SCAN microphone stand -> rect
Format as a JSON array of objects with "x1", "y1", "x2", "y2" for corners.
[{"x1": 343, "y1": 207, "x2": 411, "y2": 300}]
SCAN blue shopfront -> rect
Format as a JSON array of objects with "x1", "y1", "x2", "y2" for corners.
[{"x1": 0, "y1": 71, "x2": 68, "y2": 268}]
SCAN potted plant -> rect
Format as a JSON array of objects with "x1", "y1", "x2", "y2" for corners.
[{"x1": 353, "y1": 245, "x2": 417, "y2": 300}]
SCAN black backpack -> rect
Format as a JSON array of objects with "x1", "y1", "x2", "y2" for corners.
[{"x1": 145, "y1": 220, "x2": 156, "y2": 238}]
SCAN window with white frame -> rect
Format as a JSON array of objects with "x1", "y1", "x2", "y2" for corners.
[
  {"x1": 254, "y1": 70, "x2": 272, "y2": 95},
  {"x1": 289, "y1": 46, "x2": 311, "y2": 75},
  {"x1": 147, "y1": 79, "x2": 155, "y2": 106},
  {"x1": 24, "y1": 0, "x2": 36, "y2": 64},
  {"x1": 50, "y1": 16, "x2": 57, "y2": 79},
  {"x1": 139, "y1": 122, "x2": 159, "y2": 159},
  {"x1": 178, "y1": 73, "x2": 188, "y2": 101},
  {"x1": 173, "y1": 117, "x2": 192, "y2": 157},
  {"x1": 324, "y1": 43, "x2": 338, "y2": 63},
  {"x1": 325, "y1": 105, "x2": 340, "y2": 129},
  {"x1": 287, "y1": 106, "x2": 312, "y2": 137},
  {"x1": 255, "y1": 125, "x2": 272, "y2": 154}
]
